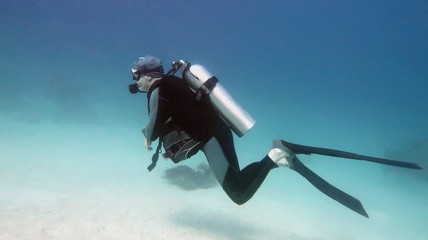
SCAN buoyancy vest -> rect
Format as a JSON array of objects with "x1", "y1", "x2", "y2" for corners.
[
  {"x1": 147, "y1": 75, "x2": 219, "y2": 143},
  {"x1": 146, "y1": 75, "x2": 221, "y2": 171}
]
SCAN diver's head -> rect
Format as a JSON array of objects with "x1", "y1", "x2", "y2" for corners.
[
  {"x1": 129, "y1": 55, "x2": 164, "y2": 94},
  {"x1": 132, "y1": 55, "x2": 164, "y2": 79}
]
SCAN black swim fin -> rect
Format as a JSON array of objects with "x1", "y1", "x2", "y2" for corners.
[
  {"x1": 291, "y1": 156, "x2": 369, "y2": 218},
  {"x1": 281, "y1": 140, "x2": 422, "y2": 170}
]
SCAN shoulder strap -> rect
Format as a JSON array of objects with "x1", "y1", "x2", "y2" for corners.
[{"x1": 146, "y1": 80, "x2": 163, "y2": 113}]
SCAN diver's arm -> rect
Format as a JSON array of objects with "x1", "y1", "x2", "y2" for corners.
[{"x1": 144, "y1": 88, "x2": 160, "y2": 150}]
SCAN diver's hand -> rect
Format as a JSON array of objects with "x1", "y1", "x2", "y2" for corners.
[
  {"x1": 141, "y1": 127, "x2": 153, "y2": 151},
  {"x1": 144, "y1": 138, "x2": 153, "y2": 151}
]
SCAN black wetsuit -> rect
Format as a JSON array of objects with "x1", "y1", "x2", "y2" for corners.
[{"x1": 144, "y1": 75, "x2": 276, "y2": 204}]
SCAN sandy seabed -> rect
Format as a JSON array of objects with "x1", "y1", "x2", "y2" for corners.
[
  {"x1": 1, "y1": 121, "x2": 427, "y2": 240},
  {"x1": 0, "y1": 177, "x2": 305, "y2": 240}
]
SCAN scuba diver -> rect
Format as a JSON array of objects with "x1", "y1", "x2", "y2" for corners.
[{"x1": 128, "y1": 55, "x2": 422, "y2": 218}]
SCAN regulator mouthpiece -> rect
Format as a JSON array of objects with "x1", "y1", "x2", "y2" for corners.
[{"x1": 129, "y1": 83, "x2": 140, "y2": 94}]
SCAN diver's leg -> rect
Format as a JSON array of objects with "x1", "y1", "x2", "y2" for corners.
[
  {"x1": 223, "y1": 156, "x2": 277, "y2": 205},
  {"x1": 202, "y1": 127, "x2": 277, "y2": 205}
]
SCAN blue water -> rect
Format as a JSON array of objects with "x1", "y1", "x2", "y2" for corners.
[{"x1": 1, "y1": 1, "x2": 427, "y2": 239}]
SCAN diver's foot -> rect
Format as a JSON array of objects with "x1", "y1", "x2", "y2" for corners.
[{"x1": 268, "y1": 139, "x2": 295, "y2": 168}]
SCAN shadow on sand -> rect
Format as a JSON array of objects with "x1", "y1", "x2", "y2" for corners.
[{"x1": 163, "y1": 163, "x2": 217, "y2": 191}]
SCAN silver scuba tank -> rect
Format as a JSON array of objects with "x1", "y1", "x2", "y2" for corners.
[{"x1": 180, "y1": 62, "x2": 256, "y2": 137}]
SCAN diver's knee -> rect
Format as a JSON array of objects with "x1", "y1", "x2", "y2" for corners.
[
  {"x1": 223, "y1": 185, "x2": 248, "y2": 205},
  {"x1": 230, "y1": 196, "x2": 247, "y2": 205}
]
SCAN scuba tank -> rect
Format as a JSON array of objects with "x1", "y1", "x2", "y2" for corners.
[{"x1": 177, "y1": 60, "x2": 256, "y2": 137}]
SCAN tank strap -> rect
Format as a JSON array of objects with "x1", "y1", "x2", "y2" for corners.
[{"x1": 196, "y1": 76, "x2": 219, "y2": 101}]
